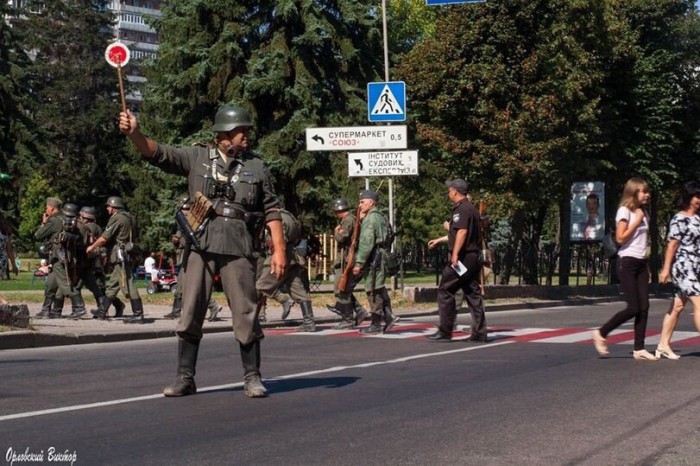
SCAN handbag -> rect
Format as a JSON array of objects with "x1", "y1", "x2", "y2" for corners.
[{"x1": 602, "y1": 232, "x2": 619, "y2": 259}]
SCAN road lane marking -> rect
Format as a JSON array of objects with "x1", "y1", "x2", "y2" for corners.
[{"x1": 0, "y1": 340, "x2": 513, "y2": 422}]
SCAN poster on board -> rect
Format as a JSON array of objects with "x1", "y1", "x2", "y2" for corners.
[{"x1": 571, "y1": 182, "x2": 605, "y2": 242}]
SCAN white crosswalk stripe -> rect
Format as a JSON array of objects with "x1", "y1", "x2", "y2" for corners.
[{"x1": 271, "y1": 323, "x2": 700, "y2": 346}]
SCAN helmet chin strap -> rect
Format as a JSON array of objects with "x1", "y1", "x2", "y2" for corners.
[{"x1": 217, "y1": 139, "x2": 238, "y2": 160}]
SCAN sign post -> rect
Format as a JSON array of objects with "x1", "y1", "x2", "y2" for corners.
[
  {"x1": 348, "y1": 151, "x2": 418, "y2": 177},
  {"x1": 104, "y1": 41, "x2": 131, "y2": 113},
  {"x1": 305, "y1": 126, "x2": 407, "y2": 152}
]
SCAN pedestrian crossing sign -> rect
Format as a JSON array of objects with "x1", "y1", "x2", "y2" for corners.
[{"x1": 368, "y1": 81, "x2": 406, "y2": 122}]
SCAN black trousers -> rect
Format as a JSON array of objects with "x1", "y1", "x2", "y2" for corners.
[
  {"x1": 599, "y1": 256, "x2": 649, "y2": 350},
  {"x1": 437, "y1": 252, "x2": 484, "y2": 336}
]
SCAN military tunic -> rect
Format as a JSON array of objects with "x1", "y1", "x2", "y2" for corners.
[
  {"x1": 355, "y1": 208, "x2": 387, "y2": 292},
  {"x1": 147, "y1": 143, "x2": 281, "y2": 344},
  {"x1": 34, "y1": 213, "x2": 64, "y2": 305},
  {"x1": 101, "y1": 210, "x2": 141, "y2": 301},
  {"x1": 333, "y1": 212, "x2": 362, "y2": 304},
  {"x1": 35, "y1": 213, "x2": 81, "y2": 301}
]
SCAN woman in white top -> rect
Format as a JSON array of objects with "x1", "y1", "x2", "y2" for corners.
[
  {"x1": 656, "y1": 181, "x2": 700, "y2": 359},
  {"x1": 592, "y1": 178, "x2": 658, "y2": 360}
]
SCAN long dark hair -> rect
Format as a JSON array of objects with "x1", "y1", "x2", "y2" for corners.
[{"x1": 677, "y1": 181, "x2": 700, "y2": 211}]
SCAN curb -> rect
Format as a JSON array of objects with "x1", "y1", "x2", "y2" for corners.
[{"x1": 0, "y1": 295, "x2": 628, "y2": 350}]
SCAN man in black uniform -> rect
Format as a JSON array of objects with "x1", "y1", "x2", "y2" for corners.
[
  {"x1": 119, "y1": 104, "x2": 286, "y2": 398},
  {"x1": 426, "y1": 179, "x2": 487, "y2": 341}
]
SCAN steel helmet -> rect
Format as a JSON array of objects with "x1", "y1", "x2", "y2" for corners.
[
  {"x1": 80, "y1": 206, "x2": 96, "y2": 220},
  {"x1": 106, "y1": 196, "x2": 125, "y2": 209},
  {"x1": 211, "y1": 105, "x2": 253, "y2": 132},
  {"x1": 62, "y1": 203, "x2": 78, "y2": 217},
  {"x1": 333, "y1": 198, "x2": 350, "y2": 212}
]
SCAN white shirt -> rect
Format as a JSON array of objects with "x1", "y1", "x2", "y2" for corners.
[
  {"x1": 144, "y1": 256, "x2": 157, "y2": 274},
  {"x1": 616, "y1": 206, "x2": 648, "y2": 259}
]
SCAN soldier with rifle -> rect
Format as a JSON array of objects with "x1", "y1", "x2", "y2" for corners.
[
  {"x1": 331, "y1": 198, "x2": 369, "y2": 329},
  {"x1": 35, "y1": 201, "x2": 88, "y2": 320}
]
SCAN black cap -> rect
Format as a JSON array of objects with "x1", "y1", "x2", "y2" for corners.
[
  {"x1": 359, "y1": 190, "x2": 378, "y2": 202},
  {"x1": 445, "y1": 179, "x2": 468, "y2": 195}
]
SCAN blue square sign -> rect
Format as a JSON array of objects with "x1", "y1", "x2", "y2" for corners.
[{"x1": 368, "y1": 81, "x2": 406, "y2": 122}]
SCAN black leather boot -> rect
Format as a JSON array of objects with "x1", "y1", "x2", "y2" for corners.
[
  {"x1": 49, "y1": 298, "x2": 64, "y2": 319},
  {"x1": 113, "y1": 298, "x2": 125, "y2": 318},
  {"x1": 280, "y1": 298, "x2": 294, "y2": 320},
  {"x1": 91, "y1": 296, "x2": 111, "y2": 320},
  {"x1": 68, "y1": 294, "x2": 87, "y2": 319},
  {"x1": 332, "y1": 302, "x2": 355, "y2": 329},
  {"x1": 163, "y1": 338, "x2": 199, "y2": 397},
  {"x1": 359, "y1": 312, "x2": 383, "y2": 335},
  {"x1": 353, "y1": 296, "x2": 370, "y2": 327},
  {"x1": 124, "y1": 299, "x2": 145, "y2": 324},
  {"x1": 240, "y1": 340, "x2": 267, "y2": 398},
  {"x1": 295, "y1": 301, "x2": 316, "y2": 332},
  {"x1": 35, "y1": 296, "x2": 54, "y2": 319},
  {"x1": 164, "y1": 297, "x2": 182, "y2": 320},
  {"x1": 381, "y1": 288, "x2": 400, "y2": 332}
]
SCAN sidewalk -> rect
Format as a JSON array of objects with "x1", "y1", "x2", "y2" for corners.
[{"x1": 0, "y1": 294, "x2": 624, "y2": 350}]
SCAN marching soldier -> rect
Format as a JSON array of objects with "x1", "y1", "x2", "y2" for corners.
[
  {"x1": 85, "y1": 196, "x2": 145, "y2": 323},
  {"x1": 328, "y1": 198, "x2": 368, "y2": 329},
  {"x1": 256, "y1": 208, "x2": 315, "y2": 332},
  {"x1": 34, "y1": 197, "x2": 63, "y2": 319},
  {"x1": 352, "y1": 190, "x2": 399, "y2": 334},
  {"x1": 119, "y1": 104, "x2": 286, "y2": 398},
  {"x1": 36, "y1": 202, "x2": 87, "y2": 319}
]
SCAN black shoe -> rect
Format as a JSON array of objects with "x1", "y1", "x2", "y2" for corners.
[
  {"x1": 163, "y1": 310, "x2": 181, "y2": 320},
  {"x1": 354, "y1": 307, "x2": 369, "y2": 327},
  {"x1": 359, "y1": 323, "x2": 383, "y2": 335},
  {"x1": 383, "y1": 315, "x2": 400, "y2": 333},
  {"x1": 35, "y1": 310, "x2": 50, "y2": 319},
  {"x1": 426, "y1": 331, "x2": 452, "y2": 341},
  {"x1": 465, "y1": 335, "x2": 488, "y2": 343},
  {"x1": 326, "y1": 304, "x2": 342, "y2": 317},
  {"x1": 68, "y1": 309, "x2": 87, "y2": 320}
]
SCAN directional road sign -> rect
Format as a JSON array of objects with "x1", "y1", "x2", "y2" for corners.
[
  {"x1": 426, "y1": 0, "x2": 485, "y2": 5},
  {"x1": 306, "y1": 126, "x2": 407, "y2": 152},
  {"x1": 368, "y1": 81, "x2": 406, "y2": 122},
  {"x1": 348, "y1": 150, "x2": 418, "y2": 177}
]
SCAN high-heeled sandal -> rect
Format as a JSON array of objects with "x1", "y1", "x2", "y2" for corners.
[
  {"x1": 633, "y1": 349, "x2": 659, "y2": 361},
  {"x1": 592, "y1": 329, "x2": 609, "y2": 357},
  {"x1": 655, "y1": 345, "x2": 681, "y2": 360}
]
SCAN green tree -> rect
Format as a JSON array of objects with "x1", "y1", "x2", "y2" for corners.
[
  {"x1": 141, "y1": 0, "x2": 385, "y2": 235},
  {"x1": 0, "y1": 1, "x2": 37, "y2": 221},
  {"x1": 16, "y1": 0, "x2": 129, "y2": 208}
]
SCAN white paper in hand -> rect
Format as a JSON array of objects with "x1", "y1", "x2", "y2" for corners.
[{"x1": 451, "y1": 261, "x2": 467, "y2": 276}]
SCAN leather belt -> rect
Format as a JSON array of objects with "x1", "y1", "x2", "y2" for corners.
[{"x1": 214, "y1": 204, "x2": 245, "y2": 220}]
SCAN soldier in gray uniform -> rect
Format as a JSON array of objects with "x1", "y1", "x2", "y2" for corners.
[
  {"x1": 35, "y1": 200, "x2": 88, "y2": 319},
  {"x1": 118, "y1": 104, "x2": 286, "y2": 398},
  {"x1": 80, "y1": 206, "x2": 126, "y2": 319},
  {"x1": 85, "y1": 196, "x2": 145, "y2": 323},
  {"x1": 353, "y1": 190, "x2": 399, "y2": 335},
  {"x1": 256, "y1": 208, "x2": 315, "y2": 332},
  {"x1": 34, "y1": 197, "x2": 63, "y2": 319},
  {"x1": 328, "y1": 197, "x2": 369, "y2": 329}
]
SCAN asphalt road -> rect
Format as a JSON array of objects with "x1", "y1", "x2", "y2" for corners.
[{"x1": 2, "y1": 300, "x2": 700, "y2": 465}]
